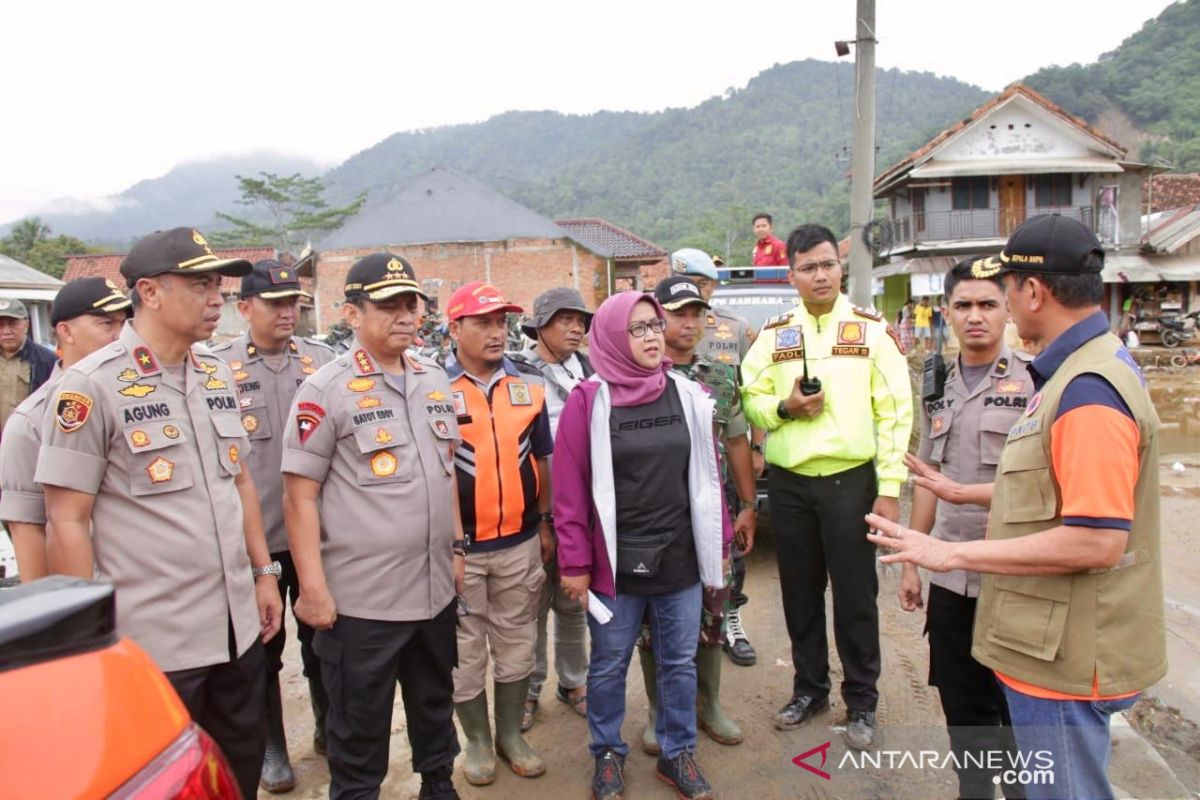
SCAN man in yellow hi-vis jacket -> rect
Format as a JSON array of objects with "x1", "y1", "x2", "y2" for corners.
[{"x1": 741, "y1": 224, "x2": 912, "y2": 751}]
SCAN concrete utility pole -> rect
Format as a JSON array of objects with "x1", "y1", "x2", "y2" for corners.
[{"x1": 848, "y1": 0, "x2": 877, "y2": 308}]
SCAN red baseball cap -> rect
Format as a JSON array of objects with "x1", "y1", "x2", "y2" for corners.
[{"x1": 446, "y1": 281, "x2": 524, "y2": 321}]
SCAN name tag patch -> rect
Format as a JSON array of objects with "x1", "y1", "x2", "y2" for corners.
[{"x1": 508, "y1": 382, "x2": 532, "y2": 406}]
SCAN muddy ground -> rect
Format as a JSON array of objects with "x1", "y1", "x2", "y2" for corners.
[{"x1": 263, "y1": 451, "x2": 1200, "y2": 800}]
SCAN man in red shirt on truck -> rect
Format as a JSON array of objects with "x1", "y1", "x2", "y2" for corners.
[{"x1": 752, "y1": 213, "x2": 788, "y2": 267}]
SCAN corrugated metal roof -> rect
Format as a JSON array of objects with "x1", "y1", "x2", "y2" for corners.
[
  {"x1": 0, "y1": 254, "x2": 65, "y2": 289},
  {"x1": 910, "y1": 156, "x2": 1123, "y2": 179},
  {"x1": 1102, "y1": 252, "x2": 1200, "y2": 283},
  {"x1": 872, "y1": 255, "x2": 960, "y2": 278},
  {"x1": 1146, "y1": 205, "x2": 1200, "y2": 253},
  {"x1": 555, "y1": 218, "x2": 665, "y2": 260}
]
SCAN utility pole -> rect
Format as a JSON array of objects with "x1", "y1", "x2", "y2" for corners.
[{"x1": 848, "y1": 0, "x2": 877, "y2": 308}]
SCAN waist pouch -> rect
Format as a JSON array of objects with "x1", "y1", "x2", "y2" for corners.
[{"x1": 616, "y1": 532, "x2": 676, "y2": 578}]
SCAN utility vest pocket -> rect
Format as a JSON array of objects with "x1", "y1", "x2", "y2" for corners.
[
  {"x1": 983, "y1": 577, "x2": 1072, "y2": 662},
  {"x1": 997, "y1": 437, "x2": 1057, "y2": 524}
]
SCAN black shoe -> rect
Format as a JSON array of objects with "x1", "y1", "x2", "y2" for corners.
[
  {"x1": 722, "y1": 606, "x2": 757, "y2": 667},
  {"x1": 772, "y1": 695, "x2": 830, "y2": 730},
  {"x1": 655, "y1": 751, "x2": 714, "y2": 800},
  {"x1": 844, "y1": 710, "x2": 877, "y2": 750},
  {"x1": 591, "y1": 749, "x2": 626, "y2": 800},
  {"x1": 419, "y1": 764, "x2": 460, "y2": 800}
]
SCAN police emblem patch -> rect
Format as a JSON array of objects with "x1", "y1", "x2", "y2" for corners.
[
  {"x1": 435, "y1": 420, "x2": 450, "y2": 436},
  {"x1": 163, "y1": 424, "x2": 181, "y2": 439},
  {"x1": 370, "y1": 450, "x2": 398, "y2": 477},
  {"x1": 1025, "y1": 392, "x2": 1042, "y2": 417},
  {"x1": 130, "y1": 430, "x2": 150, "y2": 447},
  {"x1": 508, "y1": 382, "x2": 532, "y2": 406},
  {"x1": 297, "y1": 413, "x2": 321, "y2": 444},
  {"x1": 348, "y1": 377, "x2": 375, "y2": 393},
  {"x1": 146, "y1": 456, "x2": 174, "y2": 484},
  {"x1": 837, "y1": 321, "x2": 865, "y2": 345},
  {"x1": 55, "y1": 391, "x2": 94, "y2": 433},
  {"x1": 119, "y1": 383, "x2": 157, "y2": 398},
  {"x1": 228, "y1": 445, "x2": 239, "y2": 464},
  {"x1": 775, "y1": 326, "x2": 801, "y2": 350},
  {"x1": 242, "y1": 414, "x2": 259, "y2": 433}
]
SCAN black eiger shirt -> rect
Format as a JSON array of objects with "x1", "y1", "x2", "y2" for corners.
[{"x1": 609, "y1": 381, "x2": 699, "y2": 595}]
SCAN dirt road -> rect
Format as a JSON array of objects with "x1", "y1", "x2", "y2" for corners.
[{"x1": 262, "y1": 457, "x2": 1200, "y2": 800}]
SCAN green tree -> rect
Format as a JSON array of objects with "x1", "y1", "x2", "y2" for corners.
[
  {"x1": 0, "y1": 217, "x2": 107, "y2": 278},
  {"x1": 213, "y1": 172, "x2": 367, "y2": 253},
  {"x1": 2, "y1": 217, "x2": 52, "y2": 263}
]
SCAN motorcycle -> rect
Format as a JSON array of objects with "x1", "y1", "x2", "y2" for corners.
[{"x1": 1159, "y1": 310, "x2": 1200, "y2": 348}]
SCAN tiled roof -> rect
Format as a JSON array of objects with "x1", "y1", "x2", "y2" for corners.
[
  {"x1": 63, "y1": 248, "x2": 279, "y2": 293},
  {"x1": 555, "y1": 218, "x2": 666, "y2": 260},
  {"x1": 1144, "y1": 173, "x2": 1200, "y2": 214},
  {"x1": 875, "y1": 83, "x2": 1128, "y2": 192}
]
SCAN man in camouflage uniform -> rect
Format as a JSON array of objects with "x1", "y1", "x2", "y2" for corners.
[
  {"x1": 633, "y1": 274, "x2": 759, "y2": 756},
  {"x1": 670, "y1": 249, "x2": 762, "y2": 667},
  {"x1": 211, "y1": 260, "x2": 336, "y2": 792}
]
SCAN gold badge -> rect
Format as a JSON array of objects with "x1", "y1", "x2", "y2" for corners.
[
  {"x1": 370, "y1": 450, "x2": 397, "y2": 477},
  {"x1": 357, "y1": 395, "x2": 381, "y2": 409},
  {"x1": 838, "y1": 321, "x2": 866, "y2": 345},
  {"x1": 302, "y1": 366, "x2": 316, "y2": 375},
  {"x1": 198, "y1": 361, "x2": 218, "y2": 375},
  {"x1": 348, "y1": 377, "x2": 376, "y2": 393},
  {"x1": 146, "y1": 456, "x2": 174, "y2": 484},
  {"x1": 932, "y1": 416, "x2": 945, "y2": 433},
  {"x1": 242, "y1": 414, "x2": 259, "y2": 433},
  {"x1": 507, "y1": 382, "x2": 532, "y2": 406},
  {"x1": 230, "y1": 360, "x2": 243, "y2": 370},
  {"x1": 119, "y1": 383, "x2": 157, "y2": 398},
  {"x1": 386, "y1": 258, "x2": 404, "y2": 273},
  {"x1": 234, "y1": 370, "x2": 249, "y2": 381},
  {"x1": 130, "y1": 430, "x2": 150, "y2": 448},
  {"x1": 997, "y1": 379, "x2": 1025, "y2": 394},
  {"x1": 427, "y1": 390, "x2": 446, "y2": 402},
  {"x1": 117, "y1": 368, "x2": 139, "y2": 383},
  {"x1": 228, "y1": 445, "x2": 239, "y2": 464},
  {"x1": 204, "y1": 377, "x2": 228, "y2": 391},
  {"x1": 163, "y1": 424, "x2": 181, "y2": 439},
  {"x1": 300, "y1": 355, "x2": 314, "y2": 366},
  {"x1": 375, "y1": 427, "x2": 393, "y2": 444}
]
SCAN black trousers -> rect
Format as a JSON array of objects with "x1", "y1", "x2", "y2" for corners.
[
  {"x1": 313, "y1": 602, "x2": 460, "y2": 800},
  {"x1": 166, "y1": 627, "x2": 267, "y2": 800},
  {"x1": 264, "y1": 550, "x2": 320, "y2": 685},
  {"x1": 927, "y1": 584, "x2": 1026, "y2": 800},
  {"x1": 768, "y1": 461, "x2": 880, "y2": 711}
]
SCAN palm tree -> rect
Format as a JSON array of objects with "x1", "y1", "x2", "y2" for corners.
[{"x1": 6, "y1": 218, "x2": 52, "y2": 261}]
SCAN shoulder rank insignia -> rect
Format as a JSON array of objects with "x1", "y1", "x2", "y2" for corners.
[
  {"x1": 132, "y1": 346, "x2": 159, "y2": 374},
  {"x1": 851, "y1": 305, "x2": 883, "y2": 322},
  {"x1": 763, "y1": 312, "x2": 794, "y2": 330},
  {"x1": 353, "y1": 349, "x2": 375, "y2": 375}
]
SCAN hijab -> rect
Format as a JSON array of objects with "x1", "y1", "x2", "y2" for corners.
[{"x1": 588, "y1": 291, "x2": 671, "y2": 407}]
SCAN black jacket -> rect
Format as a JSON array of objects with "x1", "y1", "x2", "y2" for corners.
[{"x1": 18, "y1": 336, "x2": 57, "y2": 395}]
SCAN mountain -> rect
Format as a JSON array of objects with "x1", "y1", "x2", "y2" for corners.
[
  {"x1": 1, "y1": 152, "x2": 323, "y2": 248},
  {"x1": 1025, "y1": 0, "x2": 1200, "y2": 170}
]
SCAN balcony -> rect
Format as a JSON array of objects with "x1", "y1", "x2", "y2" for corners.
[{"x1": 889, "y1": 206, "x2": 1096, "y2": 250}]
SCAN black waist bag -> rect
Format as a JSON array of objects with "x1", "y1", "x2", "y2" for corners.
[{"x1": 616, "y1": 532, "x2": 675, "y2": 578}]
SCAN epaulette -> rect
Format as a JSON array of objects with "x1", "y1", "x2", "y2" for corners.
[
  {"x1": 410, "y1": 352, "x2": 446, "y2": 373},
  {"x1": 852, "y1": 305, "x2": 883, "y2": 322},
  {"x1": 303, "y1": 336, "x2": 336, "y2": 353},
  {"x1": 763, "y1": 312, "x2": 793, "y2": 329},
  {"x1": 192, "y1": 341, "x2": 216, "y2": 357},
  {"x1": 72, "y1": 340, "x2": 127, "y2": 375},
  {"x1": 1012, "y1": 350, "x2": 1033, "y2": 363},
  {"x1": 209, "y1": 341, "x2": 233, "y2": 353}
]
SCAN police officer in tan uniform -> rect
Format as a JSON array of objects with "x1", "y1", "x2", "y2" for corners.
[
  {"x1": 282, "y1": 253, "x2": 465, "y2": 800},
  {"x1": 0, "y1": 278, "x2": 130, "y2": 581},
  {"x1": 37, "y1": 228, "x2": 283, "y2": 800},
  {"x1": 670, "y1": 248, "x2": 762, "y2": 667},
  {"x1": 211, "y1": 260, "x2": 335, "y2": 792},
  {"x1": 898, "y1": 257, "x2": 1033, "y2": 799}
]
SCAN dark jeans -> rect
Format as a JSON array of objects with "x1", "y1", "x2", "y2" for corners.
[
  {"x1": 927, "y1": 584, "x2": 1025, "y2": 799},
  {"x1": 166, "y1": 629, "x2": 267, "y2": 800},
  {"x1": 264, "y1": 550, "x2": 319, "y2": 683},
  {"x1": 313, "y1": 604, "x2": 460, "y2": 800},
  {"x1": 768, "y1": 461, "x2": 880, "y2": 711}
]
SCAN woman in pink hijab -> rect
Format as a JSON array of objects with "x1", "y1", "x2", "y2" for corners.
[{"x1": 552, "y1": 291, "x2": 732, "y2": 800}]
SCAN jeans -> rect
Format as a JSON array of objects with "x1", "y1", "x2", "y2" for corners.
[
  {"x1": 586, "y1": 582, "x2": 702, "y2": 759},
  {"x1": 1001, "y1": 684, "x2": 1140, "y2": 800}
]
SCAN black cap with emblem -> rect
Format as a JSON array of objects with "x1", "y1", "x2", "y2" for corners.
[
  {"x1": 51, "y1": 277, "x2": 133, "y2": 325},
  {"x1": 119, "y1": 227, "x2": 253, "y2": 287},
  {"x1": 998, "y1": 214, "x2": 1104, "y2": 275},
  {"x1": 654, "y1": 275, "x2": 711, "y2": 311},
  {"x1": 344, "y1": 253, "x2": 429, "y2": 302},
  {"x1": 239, "y1": 259, "x2": 312, "y2": 300}
]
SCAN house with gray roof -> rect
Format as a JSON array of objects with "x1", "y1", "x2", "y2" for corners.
[{"x1": 0, "y1": 254, "x2": 65, "y2": 344}]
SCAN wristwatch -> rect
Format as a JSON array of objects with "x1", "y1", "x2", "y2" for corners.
[
  {"x1": 739, "y1": 499, "x2": 756, "y2": 514},
  {"x1": 252, "y1": 560, "x2": 282, "y2": 579},
  {"x1": 776, "y1": 400, "x2": 791, "y2": 421},
  {"x1": 750, "y1": 442, "x2": 765, "y2": 455},
  {"x1": 452, "y1": 539, "x2": 469, "y2": 557},
  {"x1": 539, "y1": 511, "x2": 554, "y2": 526}
]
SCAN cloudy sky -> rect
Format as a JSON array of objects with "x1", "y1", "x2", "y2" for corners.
[{"x1": 1, "y1": 0, "x2": 1174, "y2": 222}]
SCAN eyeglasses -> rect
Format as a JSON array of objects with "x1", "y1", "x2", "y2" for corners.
[
  {"x1": 793, "y1": 259, "x2": 841, "y2": 276},
  {"x1": 627, "y1": 318, "x2": 667, "y2": 338}
]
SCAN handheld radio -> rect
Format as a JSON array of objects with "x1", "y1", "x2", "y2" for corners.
[
  {"x1": 800, "y1": 327, "x2": 822, "y2": 396},
  {"x1": 921, "y1": 353, "x2": 947, "y2": 402}
]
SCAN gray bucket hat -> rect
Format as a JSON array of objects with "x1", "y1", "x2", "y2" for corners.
[{"x1": 521, "y1": 287, "x2": 593, "y2": 339}]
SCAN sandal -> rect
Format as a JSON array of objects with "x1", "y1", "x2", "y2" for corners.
[
  {"x1": 556, "y1": 684, "x2": 588, "y2": 717},
  {"x1": 521, "y1": 697, "x2": 538, "y2": 732}
]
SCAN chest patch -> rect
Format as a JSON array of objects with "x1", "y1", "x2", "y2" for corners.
[
  {"x1": 837, "y1": 321, "x2": 865, "y2": 345},
  {"x1": 507, "y1": 382, "x2": 532, "y2": 406}
]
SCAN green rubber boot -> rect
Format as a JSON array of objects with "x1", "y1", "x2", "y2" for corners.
[
  {"x1": 639, "y1": 646, "x2": 660, "y2": 756},
  {"x1": 455, "y1": 691, "x2": 496, "y2": 786},
  {"x1": 696, "y1": 643, "x2": 744, "y2": 745},
  {"x1": 493, "y1": 678, "x2": 546, "y2": 778}
]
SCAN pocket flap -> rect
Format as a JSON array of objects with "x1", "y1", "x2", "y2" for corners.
[
  {"x1": 212, "y1": 413, "x2": 247, "y2": 439},
  {"x1": 999, "y1": 438, "x2": 1048, "y2": 472},
  {"x1": 122, "y1": 421, "x2": 188, "y2": 453},
  {"x1": 980, "y1": 413, "x2": 1017, "y2": 435},
  {"x1": 353, "y1": 422, "x2": 408, "y2": 453},
  {"x1": 984, "y1": 583, "x2": 1070, "y2": 662},
  {"x1": 428, "y1": 417, "x2": 456, "y2": 440}
]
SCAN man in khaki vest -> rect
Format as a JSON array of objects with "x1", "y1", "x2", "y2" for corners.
[{"x1": 869, "y1": 214, "x2": 1165, "y2": 800}]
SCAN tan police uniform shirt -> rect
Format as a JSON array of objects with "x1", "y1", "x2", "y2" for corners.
[
  {"x1": 211, "y1": 335, "x2": 335, "y2": 554},
  {"x1": 280, "y1": 341, "x2": 460, "y2": 622},
  {"x1": 915, "y1": 344, "x2": 1034, "y2": 597},
  {"x1": 35, "y1": 322, "x2": 260, "y2": 672},
  {"x1": 0, "y1": 365, "x2": 61, "y2": 524},
  {"x1": 0, "y1": 348, "x2": 31, "y2": 435},
  {"x1": 699, "y1": 307, "x2": 753, "y2": 369}
]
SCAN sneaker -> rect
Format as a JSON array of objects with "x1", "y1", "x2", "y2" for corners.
[
  {"x1": 591, "y1": 749, "x2": 625, "y2": 800},
  {"x1": 655, "y1": 751, "x2": 714, "y2": 800},
  {"x1": 772, "y1": 695, "x2": 830, "y2": 730},
  {"x1": 722, "y1": 606, "x2": 757, "y2": 666},
  {"x1": 418, "y1": 764, "x2": 460, "y2": 800},
  {"x1": 844, "y1": 709, "x2": 877, "y2": 750}
]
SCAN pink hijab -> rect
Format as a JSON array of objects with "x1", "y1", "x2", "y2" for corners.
[{"x1": 588, "y1": 291, "x2": 671, "y2": 407}]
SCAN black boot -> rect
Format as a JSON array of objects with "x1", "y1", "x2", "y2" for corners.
[
  {"x1": 419, "y1": 763, "x2": 460, "y2": 800},
  {"x1": 260, "y1": 677, "x2": 297, "y2": 793},
  {"x1": 308, "y1": 675, "x2": 328, "y2": 757}
]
